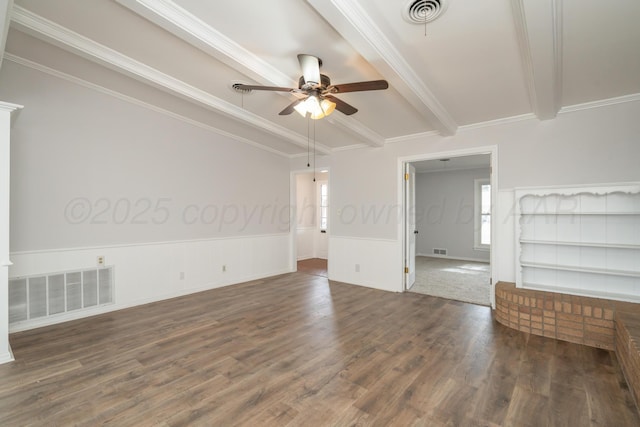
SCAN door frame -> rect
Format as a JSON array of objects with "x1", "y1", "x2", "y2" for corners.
[
  {"x1": 398, "y1": 145, "x2": 498, "y2": 307},
  {"x1": 289, "y1": 168, "x2": 331, "y2": 272}
]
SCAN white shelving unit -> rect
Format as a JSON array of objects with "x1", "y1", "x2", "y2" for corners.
[{"x1": 515, "y1": 183, "x2": 640, "y2": 302}]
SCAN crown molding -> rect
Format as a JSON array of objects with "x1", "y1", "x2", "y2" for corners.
[
  {"x1": 511, "y1": 0, "x2": 563, "y2": 120},
  {"x1": 115, "y1": 0, "x2": 384, "y2": 148},
  {"x1": 4, "y1": 54, "x2": 297, "y2": 158},
  {"x1": 559, "y1": 93, "x2": 640, "y2": 115},
  {"x1": 307, "y1": 0, "x2": 457, "y2": 136},
  {"x1": 115, "y1": 0, "x2": 295, "y2": 88},
  {"x1": 10, "y1": 5, "x2": 332, "y2": 155},
  {"x1": 458, "y1": 112, "x2": 538, "y2": 132}
]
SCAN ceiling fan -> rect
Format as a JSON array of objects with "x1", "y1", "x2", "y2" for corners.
[{"x1": 232, "y1": 54, "x2": 389, "y2": 119}]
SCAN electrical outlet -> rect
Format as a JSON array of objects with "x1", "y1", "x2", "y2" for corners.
[
  {"x1": 355, "y1": 264, "x2": 360, "y2": 273},
  {"x1": 97, "y1": 255, "x2": 105, "y2": 266},
  {"x1": 222, "y1": 265, "x2": 227, "y2": 272}
]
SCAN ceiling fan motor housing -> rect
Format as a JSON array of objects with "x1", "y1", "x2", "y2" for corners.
[{"x1": 299, "y1": 74, "x2": 331, "y2": 90}]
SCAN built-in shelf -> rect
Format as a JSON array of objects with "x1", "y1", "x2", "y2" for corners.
[
  {"x1": 521, "y1": 282, "x2": 640, "y2": 304},
  {"x1": 519, "y1": 239, "x2": 640, "y2": 250},
  {"x1": 515, "y1": 184, "x2": 640, "y2": 302},
  {"x1": 520, "y1": 212, "x2": 640, "y2": 216},
  {"x1": 521, "y1": 261, "x2": 640, "y2": 278}
]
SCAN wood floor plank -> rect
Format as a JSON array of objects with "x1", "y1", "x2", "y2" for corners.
[{"x1": 0, "y1": 272, "x2": 638, "y2": 425}]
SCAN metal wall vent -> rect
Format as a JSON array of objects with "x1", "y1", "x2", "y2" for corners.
[
  {"x1": 9, "y1": 267, "x2": 114, "y2": 325},
  {"x1": 403, "y1": 0, "x2": 449, "y2": 24}
]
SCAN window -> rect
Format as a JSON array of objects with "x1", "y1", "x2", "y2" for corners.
[
  {"x1": 319, "y1": 183, "x2": 328, "y2": 231},
  {"x1": 474, "y1": 179, "x2": 491, "y2": 249}
]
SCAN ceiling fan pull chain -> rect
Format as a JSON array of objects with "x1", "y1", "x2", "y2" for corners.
[
  {"x1": 424, "y1": 8, "x2": 427, "y2": 36},
  {"x1": 307, "y1": 116, "x2": 310, "y2": 167},
  {"x1": 313, "y1": 120, "x2": 316, "y2": 182}
]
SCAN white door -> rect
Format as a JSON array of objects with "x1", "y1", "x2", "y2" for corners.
[{"x1": 404, "y1": 163, "x2": 416, "y2": 289}]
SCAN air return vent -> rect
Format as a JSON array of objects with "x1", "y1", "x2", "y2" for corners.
[
  {"x1": 9, "y1": 267, "x2": 114, "y2": 325},
  {"x1": 403, "y1": 0, "x2": 448, "y2": 24},
  {"x1": 433, "y1": 248, "x2": 448, "y2": 256}
]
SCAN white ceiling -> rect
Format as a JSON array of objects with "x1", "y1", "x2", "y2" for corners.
[{"x1": 2, "y1": 0, "x2": 639, "y2": 157}]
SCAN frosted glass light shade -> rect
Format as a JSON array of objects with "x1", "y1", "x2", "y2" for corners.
[{"x1": 293, "y1": 96, "x2": 336, "y2": 119}]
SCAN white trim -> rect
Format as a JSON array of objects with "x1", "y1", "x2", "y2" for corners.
[
  {"x1": 559, "y1": 93, "x2": 640, "y2": 115},
  {"x1": 385, "y1": 130, "x2": 440, "y2": 145},
  {"x1": 510, "y1": 0, "x2": 563, "y2": 120},
  {"x1": 10, "y1": 6, "x2": 332, "y2": 155},
  {"x1": 0, "y1": 348, "x2": 14, "y2": 365},
  {"x1": 4, "y1": 54, "x2": 294, "y2": 158},
  {"x1": 306, "y1": 0, "x2": 457, "y2": 136},
  {"x1": 116, "y1": 0, "x2": 384, "y2": 147},
  {"x1": 328, "y1": 235, "x2": 398, "y2": 243},
  {"x1": 8, "y1": 267, "x2": 291, "y2": 333},
  {"x1": 399, "y1": 145, "x2": 498, "y2": 306},
  {"x1": 458, "y1": 113, "x2": 538, "y2": 132},
  {"x1": 10, "y1": 232, "x2": 290, "y2": 257},
  {"x1": 474, "y1": 178, "x2": 491, "y2": 250}
]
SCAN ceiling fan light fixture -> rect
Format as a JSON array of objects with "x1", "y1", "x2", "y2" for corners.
[{"x1": 294, "y1": 96, "x2": 336, "y2": 120}]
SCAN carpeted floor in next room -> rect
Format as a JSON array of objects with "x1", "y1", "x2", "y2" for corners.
[{"x1": 409, "y1": 256, "x2": 491, "y2": 306}]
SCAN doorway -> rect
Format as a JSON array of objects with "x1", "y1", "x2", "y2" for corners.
[
  {"x1": 402, "y1": 149, "x2": 496, "y2": 306},
  {"x1": 291, "y1": 170, "x2": 329, "y2": 275}
]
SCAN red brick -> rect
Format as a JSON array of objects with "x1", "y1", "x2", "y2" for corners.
[
  {"x1": 544, "y1": 322, "x2": 555, "y2": 331},
  {"x1": 531, "y1": 321, "x2": 543, "y2": 330},
  {"x1": 545, "y1": 300, "x2": 554, "y2": 310},
  {"x1": 604, "y1": 309, "x2": 614, "y2": 321},
  {"x1": 554, "y1": 301, "x2": 562, "y2": 311},
  {"x1": 593, "y1": 307, "x2": 603, "y2": 318},
  {"x1": 585, "y1": 324, "x2": 612, "y2": 336},
  {"x1": 583, "y1": 305, "x2": 592, "y2": 317},
  {"x1": 573, "y1": 304, "x2": 582, "y2": 315},
  {"x1": 557, "y1": 319, "x2": 582, "y2": 332},
  {"x1": 557, "y1": 312, "x2": 583, "y2": 323},
  {"x1": 584, "y1": 317, "x2": 614, "y2": 329},
  {"x1": 543, "y1": 310, "x2": 555, "y2": 318},
  {"x1": 562, "y1": 302, "x2": 572, "y2": 313}
]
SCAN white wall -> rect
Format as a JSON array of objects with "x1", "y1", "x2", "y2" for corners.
[
  {"x1": 0, "y1": 59, "x2": 293, "y2": 330},
  {"x1": 296, "y1": 172, "x2": 316, "y2": 260},
  {"x1": 321, "y1": 99, "x2": 640, "y2": 292},
  {"x1": 415, "y1": 168, "x2": 490, "y2": 261}
]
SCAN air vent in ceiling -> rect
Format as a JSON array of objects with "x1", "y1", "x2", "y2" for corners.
[{"x1": 403, "y1": 0, "x2": 448, "y2": 24}]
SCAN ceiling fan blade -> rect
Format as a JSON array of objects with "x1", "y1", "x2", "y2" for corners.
[
  {"x1": 279, "y1": 98, "x2": 305, "y2": 115},
  {"x1": 324, "y1": 95, "x2": 358, "y2": 116},
  {"x1": 328, "y1": 80, "x2": 389, "y2": 94},
  {"x1": 233, "y1": 83, "x2": 295, "y2": 92},
  {"x1": 297, "y1": 54, "x2": 321, "y2": 86}
]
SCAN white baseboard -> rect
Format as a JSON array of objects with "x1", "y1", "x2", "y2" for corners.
[
  {"x1": 8, "y1": 234, "x2": 291, "y2": 333},
  {"x1": 9, "y1": 267, "x2": 291, "y2": 333},
  {"x1": 0, "y1": 347, "x2": 14, "y2": 365}
]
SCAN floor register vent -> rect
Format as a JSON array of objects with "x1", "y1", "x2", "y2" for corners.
[{"x1": 9, "y1": 267, "x2": 114, "y2": 325}]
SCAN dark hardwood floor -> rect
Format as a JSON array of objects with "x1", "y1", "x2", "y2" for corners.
[
  {"x1": 297, "y1": 258, "x2": 328, "y2": 278},
  {"x1": 1, "y1": 271, "x2": 638, "y2": 426}
]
